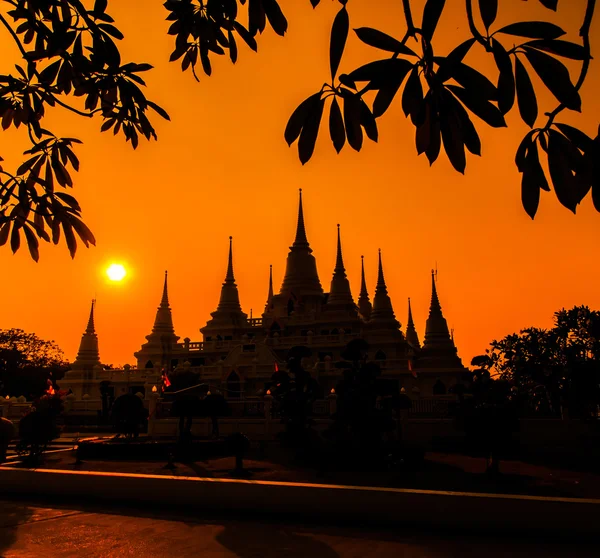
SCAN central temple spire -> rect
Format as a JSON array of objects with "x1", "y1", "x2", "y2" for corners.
[
  {"x1": 326, "y1": 224, "x2": 355, "y2": 310},
  {"x1": 277, "y1": 189, "x2": 323, "y2": 302},
  {"x1": 152, "y1": 271, "x2": 176, "y2": 333},
  {"x1": 293, "y1": 188, "x2": 309, "y2": 248},
  {"x1": 73, "y1": 299, "x2": 101, "y2": 367},
  {"x1": 423, "y1": 269, "x2": 457, "y2": 352},
  {"x1": 216, "y1": 236, "x2": 242, "y2": 312}
]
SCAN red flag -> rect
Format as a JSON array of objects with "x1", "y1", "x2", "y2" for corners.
[{"x1": 408, "y1": 359, "x2": 417, "y2": 379}]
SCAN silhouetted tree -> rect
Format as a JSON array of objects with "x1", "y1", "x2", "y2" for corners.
[
  {"x1": 0, "y1": 329, "x2": 67, "y2": 399},
  {"x1": 1, "y1": 1, "x2": 598, "y2": 260},
  {"x1": 473, "y1": 305, "x2": 600, "y2": 419}
]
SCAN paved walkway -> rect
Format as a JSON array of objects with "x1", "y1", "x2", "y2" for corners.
[{"x1": 0, "y1": 499, "x2": 596, "y2": 557}]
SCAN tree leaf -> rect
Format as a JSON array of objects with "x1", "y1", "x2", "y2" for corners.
[
  {"x1": 443, "y1": 63, "x2": 497, "y2": 100},
  {"x1": 359, "y1": 100, "x2": 378, "y2": 142},
  {"x1": 22, "y1": 224, "x2": 39, "y2": 262},
  {"x1": 421, "y1": 0, "x2": 446, "y2": 42},
  {"x1": 10, "y1": 225, "x2": 20, "y2": 254},
  {"x1": 329, "y1": 97, "x2": 345, "y2": 153},
  {"x1": 524, "y1": 39, "x2": 587, "y2": 60},
  {"x1": 514, "y1": 57, "x2": 538, "y2": 127},
  {"x1": 248, "y1": 0, "x2": 267, "y2": 36},
  {"x1": 496, "y1": 21, "x2": 566, "y2": 39},
  {"x1": 0, "y1": 222, "x2": 10, "y2": 247},
  {"x1": 538, "y1": 0, "x2": 558, "y2": 10},
  {"x1": 263, "y1": 0, "x2": 288, "y2": 35},
  {"x1": 445, "y1": 89, "x2": 481, "y2": 156},
  {"x1": 435, "y1": 38, "x2": 476, "y2": 82},
  {"x1": 298, "y1": 97, "x2": 325, "y2": 164},
  {"x1": 491, "y1": 39, "x2": 515, "y2": 115},
  {"x1": 285, "y1": 92, "x2": 321, "y2": 146},
  {"x1": 373, "y1": 78, "x2": 403, "y2": 118},
  {"x1": 330, "y1": 7, "x2": 349, "y2": 80},
  {"x1": 521, "y1": 164, "x2": 541, "y2": 219},
  {"x1": 548, "y1": 130, "x2": 577, "y2": 211},
  {"x1": 555, "y1": 123, "x2": 593, "y2": 152},
  {"x1": 479, "y1": 0, "x2": 498, "y2": 30},
  {"x1": 402, "y1": 66, "x2": 423, "y2": 122},
  {"x1": 348, "y1": 58, "x2": 412, "y2": 89},
  {"x1": 233, "y1": 22, "x2": 258, "y2": 51},
  {"x1": 520, "y1": 140, "x2": 549, "y2": 218},
  {"x1": 354, "y1": 28, "x2": 417, "y2": 56},
  {"x1": 440, "y1": 100, "x2": 466, "y2": 173},
  {"x1": 523, "y1": 47, "x2": 581, "y2": 111},
  {"x1": 342, "y1": 91, "x2": 363, "y2": 151},
  {"x1": 446, "y1": 85, "x2": 506, "y2": 128}
]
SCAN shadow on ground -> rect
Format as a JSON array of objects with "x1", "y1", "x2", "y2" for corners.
[{"x1": 0, "y1": 501, "x2": 33, "y2": 557}]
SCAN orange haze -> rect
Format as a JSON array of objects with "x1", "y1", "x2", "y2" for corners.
[{"x1": 1, "y1": 0, "x2": 599, "y2": 368}]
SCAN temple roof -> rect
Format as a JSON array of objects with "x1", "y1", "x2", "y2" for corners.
[
  {"x1": 369, "y1": 249, "x2": 399, "y2": 327},
  {"x1": 405, "y1": 297, "x2": 421, "y2": 349},
  {"x1": 358, "y1": 255, "x2": 372, "y2": 321},
  {"x1": 277, "y1": 189, "x2": 323, "y2": 300},
  {"x1": 423, "y1": 270, "x2": 457, "y2": 353},
  {"x1": 73, "y1": 300, "x2": 101, "y2": 368}
]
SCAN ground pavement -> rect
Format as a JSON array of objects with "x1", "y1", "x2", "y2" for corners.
[{"x1": 0, "y1": 499, "x2": 596, "y2": 558}]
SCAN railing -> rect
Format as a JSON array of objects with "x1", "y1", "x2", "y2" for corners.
[{"x1": 408, "y1": 398, "x2": 451, "y2": 418}]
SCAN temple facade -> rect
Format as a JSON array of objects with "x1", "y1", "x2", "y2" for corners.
[{"x1": 60, "y1": 191, "x2": 468, "y2": 401}]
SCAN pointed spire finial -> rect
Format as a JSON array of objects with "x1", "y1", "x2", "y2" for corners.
[
  {"x1": 86, "y1": 299, "x2": 96, "y2": 334},
  {"x1": 377, "y1": 249, "x2": 386, "y2": 289},
  {"x1": 293, "y1": 188, "x2": 308, "y2": 246},
  {"x1": 160, "y1": 270, "x2": 169, "y2": 307},
  {"x1": 225, "y1": 236, "x2": 235, "y2": 283},
  {"x1": 406, "y1": 296, "x2": 421, "y2": 349},
  {"x1": 334, "y1": 223, "x2": 345, "y2": 273},
  {"x1": 358, "y1": 255, "x2": 372, "y2": 320}
]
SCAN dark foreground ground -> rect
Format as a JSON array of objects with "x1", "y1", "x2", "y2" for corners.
[{"x1": 0, "y1": 498, "x2": 597, "y2": 558}]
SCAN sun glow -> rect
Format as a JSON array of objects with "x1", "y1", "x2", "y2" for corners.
[{"x1": 106, "y1": 263, "x2": 127, "y2": 282}]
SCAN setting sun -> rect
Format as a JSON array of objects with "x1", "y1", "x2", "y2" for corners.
[{"x1": 106, "y1": 264, "x2": 127, "y2": 282}]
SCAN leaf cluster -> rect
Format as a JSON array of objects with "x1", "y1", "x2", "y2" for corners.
[
  {"x1": 0, "y1": 0, "x2": 169, "y2": 259},
  {"x1": 280, "y1": 0, "x2": 598, "y2": 218}
]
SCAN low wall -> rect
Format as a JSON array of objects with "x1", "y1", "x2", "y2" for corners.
[{"x1": 0, "y1": 468, "x2": 598, "y2": 538}]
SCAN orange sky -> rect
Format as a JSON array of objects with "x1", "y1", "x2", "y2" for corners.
[{"x1": 1, "y1": 0, "x2": 599, "y2": 368}]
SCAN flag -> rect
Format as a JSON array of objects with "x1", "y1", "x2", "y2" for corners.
[{"x1": 408, "y1": 359, "x2": 417, "y2": 379}]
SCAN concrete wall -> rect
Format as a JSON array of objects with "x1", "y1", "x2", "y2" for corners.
[{"x1": 0, "y1": 468, "x2": 598, "y2": 538}]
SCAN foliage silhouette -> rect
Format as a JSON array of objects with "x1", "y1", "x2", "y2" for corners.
[
  {"x1": 472, "y1": 305, "x2": 600, "y2": 419},
  {"x1": 0, "y1": 328, "x2": 67, "y2": 398},
  {"x1": 1, "y1": 0, "x2": 598, "y2": 260},
  {"x1": 0, "y1": 0, "x2": 169, "y2": 260}
]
